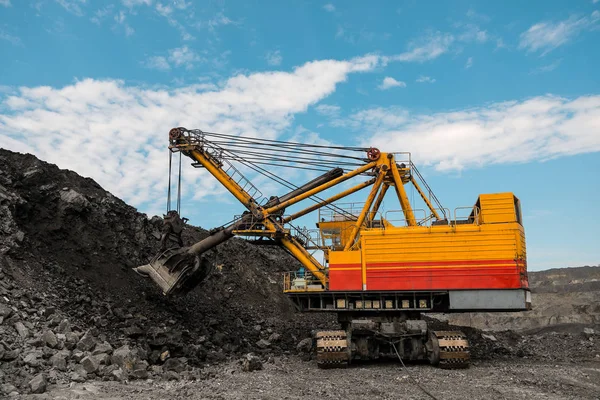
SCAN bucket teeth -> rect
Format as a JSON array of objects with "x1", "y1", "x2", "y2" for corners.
[
  {"x1": 316, "y1": 330, "x2": 350, "y2": 369},
  {"x1": 431, "y1": 330, "x2": 470, "y2": 369}
]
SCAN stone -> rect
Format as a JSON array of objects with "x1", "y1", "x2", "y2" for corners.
[
  {"x1": 481, "y1": 333, "x2": 497, "y2": 342},
  {"x1": 256, "y1": 339, "x2": 271, "y2": 349},
  {"x1": 241, "y1": 353, "x2": 263, "y2": 372},
  {"x1": 69, "y1": 372, "x2": 86, "y2": 383},
  {"x1": 0, "y1": 304, "x2": 12, "y2": 318},
  {"x1": 43, "y1": 330, "x2": 59, "y2": 348},
  {"x1": 24, "y1": 350, "x2": 43, "y2": 367},
  {"x1": 50, "y1": 352, "x2": 68, "y2": 371},
  {"x1": 81, "y1": 355, "x2": 100, "y2": 373},
  {"x1": 164, "y1": 371, "x2": 179, "y2": 380},
  {"x1": 14, "y1": 321, "x2": 29, "y2": 338},
  {"x1": 71, "y1": 349, "x2": 86, "y2": 362},
  {"x1": 296, "y1": 338, "x2": 313, "y2": 353},
  {"x1": 92, "y1": 341, "x2": 113, "y2": 355},
  {"x1": 253, "y1": 324, "x2": 262, "y2": 332},
  {"x1": 131, "y1": 369, "x2": 148, "y2": 379},
  {"x1": 76, "y1": 330, "x2": 96, "y2": 351},
  {"x1": 111, "y1": 345, "x2": 139, "y2": 371},
  {"x1": 159, "y1": 350, "x2": 170, "y2": 362},
  {"x1": 1, "y1": 349, "x2": 18, "y2": 361},
  {"x1": 57, "y1": 319, "x2": 71, "y2": 334},
  {"x1": 95, "y1": 352, "x2": 111, "y2": 365},
  {"x1": 111, "y1": 368, "x2": 126, "y2": 381},
  {"x1": 1, "y1": 384, "x2": 17, "y2": 395},
  {"x1": 29, "y1": 373, "x2": 47, "y2": 394},
  {"x1": 583, "y1": 328, "x2": 595, "y2": 335},
  {"x1": 163, "y1": 357, "x2": 186, "y2": 373},
  {"x1": 268, "y1": 333, "x2": 281, "y2": 343},
  {"x1": 123, "y1": 325, "x2": 144, "y2": 337}
]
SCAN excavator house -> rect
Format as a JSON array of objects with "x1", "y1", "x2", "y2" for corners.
[{"x1": 135, "y1": 127, "x2": 530, "y2": 369}]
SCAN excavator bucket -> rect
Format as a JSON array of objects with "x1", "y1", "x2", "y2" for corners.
[{"x1": 134, "y1": 248, "x2": 213, "y2": 296}]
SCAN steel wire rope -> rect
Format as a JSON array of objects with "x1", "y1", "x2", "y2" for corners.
[
  {"x1": 216, "y1": 148, "x2": 367, "y2": 168},
  {"x1": 182, "y1": 128, "x2": 373, "y2": 223},
  {"x1": 167, "y1": 150, "x2": 172, "y2": 213},
  {"x1": 218, "y1": 153, "x2": 363, "y2": 171},
  {"x1": 217, "y1": 145, "x2": 361, "y2": 220},
  {"x1": 391, "y1": 342, "x2": 440, "y2": 400},
  {"x1": 207, "y1": 139, "x2": 368, "y2": 162},
  {"x1": 177, "y1": 151, "x2": 182, "y2": 214},
  {"x1": 201, "y1": 130, "x2": 368, "y2": 152}
]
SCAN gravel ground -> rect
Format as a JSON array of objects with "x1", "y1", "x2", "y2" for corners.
[{"x1": 23, "y1": 357, "x2": 600, "y2": 400}]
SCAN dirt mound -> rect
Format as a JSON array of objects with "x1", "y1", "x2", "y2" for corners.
[{"x1": 0, "y1": 149, "x2": 333, "y2": 394}]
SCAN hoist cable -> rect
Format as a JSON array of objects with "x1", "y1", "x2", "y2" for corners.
[{"x1": 167, "y1": 150, "x2": 172, "y2": 213}]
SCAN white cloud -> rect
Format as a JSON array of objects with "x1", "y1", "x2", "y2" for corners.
[
  {"x1": 378, "y1": 77, "x2": 407, "y2": 90},
  {"x1": 122, "y1": 0, "x2": 152, "y2": 7},
  {"x1": 530, "y1": 59, "x2": 562, "y2": 74},
  {"x1": 323, "y1": 3, "x2": 335, "y2": 12},
  {"x1": 389, "y1": 32, "x2": 455, "y2": 62},
  {"x1": 519, "y1": 11, "x2": 600, "y2": 55},
  {"x1": 0, "y1": 0, "x2": 11, "y2": 7},
  {"x1": 113, "y1": 10, "x2": 134, "y2": 36},
  {"x1": 55, "y1": 0, "x2": 86, "y2": 16},
  {"x1": 265, "y1": 50, "x2": 282, "y2": 66},
  {"x1": 465, "y1": 57, "x2": 473, "y2": 69},
  {"x1": 0, "y1": 57, "x2": 380, "y2": 214},
  {"x1": 168, "y1": 46, "x2": 201, "y2": 69},
  {"x1": 315, "y1": 104, "x2": 340, "y2": 116},
  {"x1": 90, "y1": 6, "x2": 114, "y2": 25},
  {"x1": 144, "y1": 56, "x2": 171, "y2": 71},
  {"x1": 0, "y1": 29, "x2": 21, "y2": 46},
  {"x1": 207, "y1": 12, "x2": 236, "y2": 31},
  {"x1": 339, "y1": 96, "x2": 600, "y2": 171},
  {"x1": 416, "y1": 75, "x2": 435, "y2": 83}
]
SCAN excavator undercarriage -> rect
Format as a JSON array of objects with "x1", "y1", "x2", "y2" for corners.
[{"x1": 135, "y1": 127, "x2": 531, "y2": 371}]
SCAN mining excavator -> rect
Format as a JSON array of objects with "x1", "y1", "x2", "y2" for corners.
[{"x1": 135, "y1": 127, "x2": 530, "y2": 369}]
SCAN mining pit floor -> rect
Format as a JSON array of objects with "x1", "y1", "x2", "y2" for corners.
[{"x1": 29, "y1": 358, "x2": 600, "y2": 400}]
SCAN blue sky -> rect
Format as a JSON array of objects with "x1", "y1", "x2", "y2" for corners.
[{"x1": 1, "y1": 0, "x2": 599, "y2": 270}]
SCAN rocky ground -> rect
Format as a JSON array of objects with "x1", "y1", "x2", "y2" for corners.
[{"x1": 1, "y1": 148, "x2": 599, "y2": 399}]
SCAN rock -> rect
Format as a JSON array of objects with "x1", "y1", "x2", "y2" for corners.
[
  {"x1": 296, "y1": 338, "x2": 313, "y2": 352},
  {"x1": 76, "y1": 330, "x2": 96, "y2": 351},
  {"x1": 481, "y1": 333, "x2": 497, "y2": 342},
  {"x1": 159, "y1": 350, "x2": 170, "y2": 362},
  {"x1": 92, "y1": 341, "x2": 113, "y2": 355},
  {"x1": 111, "y1": 368, "x2": 126, "y2": 381},
  {"x1": 123, "y1": 324, "x2": 144, "y2": 337},
  {"x1": 253, "y1": 324, "x2": 262, "y2": 332},
  {"x1": 1, "y1": 349, "x2": 19, "y2": 361},
  {"x1": 43, "y1": 329, "x2": 58, "y2": 348},
  {"x1": 29, "y1": 373, "x2": 47, "y2": 394},
  {"x1": 241, "y1": 353, "x2": 263, "y2": 372},
  {"x1": 583, "y1": 328, "x2": 595, "y2": 335},
  {"x1": 50, "y1": 352, "x2": 68, "y2": 371},
  {"x1": 0, "y1": 304, "x2": 12, "y2": 319},
  {"x1": 81, "y1": 355, "x2": 100, "y2": 373},
  {"x1": 111, "y1": 345, "x2": 139, "y2": 371},
  {"x1": 42, "y1": 306, "x2": 56, "y2": 317},
  {"x1": 57, "y1": 319, "x2": 71, "y2": 334},
  {"x1": 71, "y1": 349, "x2": 86, "y2": 362},
  {"x1": 1, "y1": 384, "x2": 17, "y2": 395},
  {"x1": 24, "y1": 350, "x2": 43, "y2": 367},
  {"x1": 256, "y1": 339, "x2": 271, "y2": 349},
  {"x1": 164, "y1": 371, "x2": 179, "y2": 380},
  {"x1": 69, "y1": 372, "x2": 86, "y2": 383},
  {"x1": 14, "y1": 321, "x2": 29, "y2": 338},
  {"x1": 268, "y1": 333, "x2": 281, "y2": 343},
  {"x1": 163, "y1": 357, "x2": 186, "y2": 373},
  {"x1": 96, "y1": 352, "x2": 111, "y2": 365},
  {"x1": 131, "y1": 368, "x2": 148, "y2": 379}
]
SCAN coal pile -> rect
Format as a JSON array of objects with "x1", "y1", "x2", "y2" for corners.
[{"x1": 0, "y1": 149, "x2": 333, "y2": 395}]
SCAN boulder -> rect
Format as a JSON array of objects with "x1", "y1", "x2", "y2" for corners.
[
  {"x1": 81, "y1": 355, "x2": 100, "y2": 373},
  {"x1": 29, "y1": 373, "x2": 47, "y2": 394},
  {"x1": 241, "y1": 353, "x2": 263, "y2": 372},
  {"x1": 43, "y1": 329, "x2": 59, "y2": 348}
]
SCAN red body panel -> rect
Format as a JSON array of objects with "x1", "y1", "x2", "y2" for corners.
[{"x1": 329, "y1": 260, "x2": 527, "y2": 291}]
